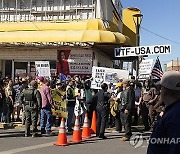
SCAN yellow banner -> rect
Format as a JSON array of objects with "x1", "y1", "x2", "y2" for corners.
[{"x1": 51, "y1": 89, "x2": 67, "y2": 118}]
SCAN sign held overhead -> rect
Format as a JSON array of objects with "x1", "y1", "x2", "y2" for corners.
[{"x1": 115, "y1": 45, "x2": 171, "y2": 57}]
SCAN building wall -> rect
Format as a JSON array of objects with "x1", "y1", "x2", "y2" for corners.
[
  {"x1": 94, "y1": 50, "x2": 113, "y2": 68},
  {"x1": 0, "y1": 0, "x2": 95, "y2": 21},
  {"x1": 96, "y1": 0, "x2": 123, "y2": 32},
  {"x1": 167, "y1": 60, "x2": 180, "y2": 71},
  {"x1": 0, "y1": 47, "x2": 113, "y2": 77},
  {"x1": 0, "y1": 48, "x2": 57, "y2": 60},
  {"x1": 123, "y1": 7, "x2": 141, "y2": 46}
]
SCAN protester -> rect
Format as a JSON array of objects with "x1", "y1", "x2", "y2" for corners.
[
  {"x1": 120, "y1": 79, "x2": 135, "y2": 141},
  {"x1": 0, "y1": 79, "x2": 5, "y2": 122},
  {"x1": 84, "y1": 78, "x2": 93, "y2": 125},
  {"x1": 147, "y1": 71, "x2": 180, "y2": 154},
  {"x1": 66, "y1": 79, "x2": 76, "y2": 132},
  {"x1": 40, "y1": 79, "x2": 53, "y2": 135},
  {"x1": 13, "y1": 76, "x2": 21, "y2": 122},
  {"x1": 5, "y1": 79, "x2": 15, "y2": 123},
  {"x1": 19, "y1": 78, "x2": 29, "y2": 125},
  {"x1": 133, "y1": 81, "x2": 142, "y2": 126},
  {"x1": 139, "y1": 79, "x2": 158, "y2": 131},
  {"x1": 109, "y1": 82, "x2": 123, "y2": 132},
  {"x1": 95, "y1": 83, "x2": 110, "y2": 139}
]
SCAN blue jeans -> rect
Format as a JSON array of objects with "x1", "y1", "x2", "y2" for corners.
[
  {"x1": 40, "y1": 107, "x2": 52, "y2": 132},
  {"x1": 66, "y1": 107, "x2": 74, "y2": 131}
]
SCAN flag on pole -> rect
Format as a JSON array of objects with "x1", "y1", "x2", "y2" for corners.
[{"x1": 151, "y1": 57, "x2": 163, "y2": 79}]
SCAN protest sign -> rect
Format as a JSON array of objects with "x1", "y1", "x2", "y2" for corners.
[
  {"x1": 139, "y1": 59, "x2": 154, "y2": 79},
  {"x1": 35, "y1": 61, "x2": 51, "y2": 79},
  {"x1": 51, "y1": 89, "x2": 67, "y2": 118},
  {"x1": 91, "y1": 66, "x2": 129, "y2": 89}
]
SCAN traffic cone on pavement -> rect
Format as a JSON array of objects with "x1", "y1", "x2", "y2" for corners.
[
  {"x1": 82, "y1": 113, "x2": 91, "y2": 139},
  {"x1": 70, "y1": 116, "x2": 82, "y2": 143},
  {"x1": 53, "y1": 118, "x2": 68, "y2": 146},
  {"x1": 91, "y1": 111, "x2": 97, "y2": 134}
]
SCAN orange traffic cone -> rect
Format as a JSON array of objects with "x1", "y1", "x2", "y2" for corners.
[
  {"x1": 82, "y1": 113, "x2": 91, "y2": 139},
  {"x1": 91, "y1": 111, "x2": 97, "y2": 134},
  {"x1": 53, "y1": 118, "x2": 68, "y2": 146},
  {"x1": 70, "y1": 116, "x2": 82, "y2": 143}
]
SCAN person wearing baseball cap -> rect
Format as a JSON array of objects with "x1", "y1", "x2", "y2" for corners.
[{"x1": 147, "y1": 71, "x2": 180, "y2": 154}]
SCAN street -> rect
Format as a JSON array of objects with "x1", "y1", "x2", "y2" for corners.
[{"x1": 0, "y1": 127, "x2": 149, "y2": 154}]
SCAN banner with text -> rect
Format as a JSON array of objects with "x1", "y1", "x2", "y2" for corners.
[
  {"x1": 91, "y1": 66, "x2": 129, "y2": 89},
  {"x1": 35, "y1": 61, "x2": 51, "y2": 79},
  {"x1": 115, "y1": 45, "x2": 171, "y2": 57},
  {"x1": 57, "y1": 50, "x2": 92, "y2": 76}
]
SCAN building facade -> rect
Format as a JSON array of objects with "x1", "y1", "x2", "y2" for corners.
[
  {"x1": 167, "y1": 60, "x2": 180, "y2": 71},
  {"x1": 0, "y1": 0, "x2": 132, "y2": 78}
]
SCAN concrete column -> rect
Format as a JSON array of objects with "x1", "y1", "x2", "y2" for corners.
[
  {"x1": 12, "y1": 60, "x2": 15, "y2": 80},
  {"x1": 0, "y1": 60, "x2": 2, "y2": 72}
]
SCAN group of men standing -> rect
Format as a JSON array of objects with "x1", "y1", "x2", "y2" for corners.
[
  {"x1": 95, "y1": 79, "x2": 135, "y2": 141},
  {"x1": 19, "y1": 77, "x2": 54, "y2": 137}
]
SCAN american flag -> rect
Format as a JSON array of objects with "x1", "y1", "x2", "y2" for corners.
[{"x1": 151, "y1": 57, "x2": 163, "y2": 79}]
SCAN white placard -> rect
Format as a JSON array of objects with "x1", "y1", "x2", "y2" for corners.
[
  {"x1": 91, "y1": 66, "x2": 129, "y2": 89},
  {"x1": 35, "y1": 61, "x2": 51, "y2": 79},
  {"x1": 139, "y1": 59, "x2": 153, "y2": 74},
  {"x1": 115, "y1": 45, "x2": 171, "y2": 57}
]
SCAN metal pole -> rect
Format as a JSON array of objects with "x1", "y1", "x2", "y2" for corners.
[
  {"x1": 172, "y1": 60, "x2": 173, "y2": 71},
  {"x1": 1, "y1": 0, "x2": 4, "y2": 21},
  {"x1": 12, "y1": 60, "x2": 15, "y2": 80},
  {"x1": 29, "y1": 0, "x2": 32, "y2": 20},
  {"x1": 45, "y1": 0, "x2": 47, "y2": 20},
  {"x1": 75, "y1": 0, "x2": 78, "y2": 19},
  {"x1": 177, "y1": 57, "x2": 179, "y2": 71},
  {"x1": 135, "y1": 17, "x2": 140, "y2": 79}
]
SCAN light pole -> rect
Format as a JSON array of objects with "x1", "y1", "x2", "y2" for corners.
[{"x1": 133, "y1": 13, "x2": 143, "y2": 79}]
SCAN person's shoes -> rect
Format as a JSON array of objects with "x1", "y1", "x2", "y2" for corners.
[
  {"x1": 16, "y1": 118, "x2": 22, "y2": 122},
  {"x1": 121, "y1": 136, "x2": 130, "y2": 141},
  {"x1": 41, "y1": 129, "x2": 46, "y2": 135},
  {"x1": 32, "y1": 133, "x2": 38, "y2": 138},
  {"x1": 132, "y1": 122, "x2": 138, "y2": 126},
  {"x1": 25, "y1": 134, "x2": 31, "y2": 137},
  {"x1": 32, "y1": 133, "x2": 40, "y2": 138},
  {"x1": 67, "y1": 128, "x2": 73, "y2": 133},
  {"x1": 99, "y1": 135, "x2": 107, "y2": 139},
  {"x1": 99, "y1": 133, "x2": 107, "y2": 139},
  {"x1": 143, "y1": 127, "x2": 150, "y2": 131},
  {"x1": 46, "y1": 131, "x2": 54, "y2": 136}
]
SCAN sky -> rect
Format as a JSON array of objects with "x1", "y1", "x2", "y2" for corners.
[{"x1": 121, "y1": 0, "x2": 180, "y2": 67}]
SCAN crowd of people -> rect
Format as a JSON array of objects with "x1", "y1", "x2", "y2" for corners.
[{"x1": 0, "y1": 74, "x2": 166, "y2": 140}]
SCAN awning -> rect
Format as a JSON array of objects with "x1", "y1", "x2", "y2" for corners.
[
  {"x1": 0, "y1": 19, "x2": 131, "y2": 46},
  {"x1": 0, "y1": 30, "x2": 130, "y2": 45}
]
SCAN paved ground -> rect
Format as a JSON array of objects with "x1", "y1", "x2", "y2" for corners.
[{"x1": 0, "y1": 126, "x2": 150, "y2": 154}]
